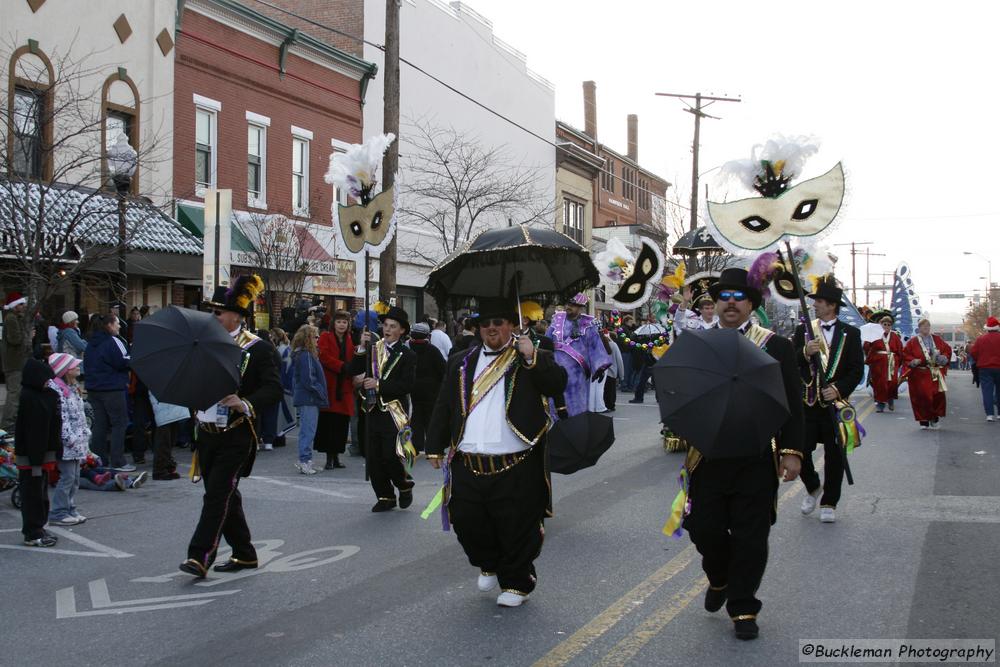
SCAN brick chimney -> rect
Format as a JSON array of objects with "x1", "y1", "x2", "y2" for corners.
[
  {"x1": 583, "y1": 81, "x2": 597, "y2": 140},
  {"x1": 627, "y1": 114, "x2": 638, "y2": 161}
]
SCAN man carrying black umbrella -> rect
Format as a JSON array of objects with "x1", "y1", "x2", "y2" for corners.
[
  {"x1": 179, "y1": 275, "x2": 283, "y2": 578},
  {"x1": 426, "y1": 297, "x2": 567, "y2": 608},
  {"x1": 681, "y1": 268, "x2": 804, "y2": 640}
]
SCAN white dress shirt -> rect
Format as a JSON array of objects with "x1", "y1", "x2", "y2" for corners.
[
  {"x1": 457, "y1": 345, "x2": 528, "y2": 455},
  {"x1": 818, "y1": 318, "x2": 837, "y2": 346}
]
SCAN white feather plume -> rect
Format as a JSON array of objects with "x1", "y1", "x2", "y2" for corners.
[
  {"x1": 324, "y1": 133, "x2": 396, "y2": 202},
  {"x1": 718, "y1": 134, "x2": 820, "y2": 193}
]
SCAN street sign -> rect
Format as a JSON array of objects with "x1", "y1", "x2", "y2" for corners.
[{"x1": 939, "y1": 293, "x2": 965, "y2": 299}]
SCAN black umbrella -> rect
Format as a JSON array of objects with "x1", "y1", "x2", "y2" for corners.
[
  {"x1": 425, "y1": 224, "x2": 599, "y2": 302},
  {"x1": 673, "y1": 226, "x2": 724, "y2": 254},
  {"x1": 547, "y1": 412, "x2": 615, "y2": 474},
  {"x1": 131, "y1": 306, "x2": 243, "y2": 411},
  {"x1": 651, "y1": 328, "x2": 789, "y2": 458}
]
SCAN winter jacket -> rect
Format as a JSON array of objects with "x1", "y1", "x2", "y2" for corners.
[
  {"x1": 83, "y1": 330, "x2": 130, "y2": 392},
  {"x1": 149, "y1": 394, "x2": 190, "y2": 426},
  {"x1": 970, "y1": 332, "x2": 1000, "y2": 369},
  {"x1": 291, "y1": 349, "x2": 328, "y2": 407},
  {"x1": 51, "y1": 377, "x2": 90, "y2": 460},
  {"x1": 317, "y1": 331, "x2": 355, "y2": 415},
  {"x1": 14, "y1": 358, "x2": 61, "y2": 472},
  {"x1": 57, "y1": 326, "x2": 88, "y2": 359},
  {"x1": 409, "y1": 339, "x2": 445, "y2": 404},
  {"x1": 2, "y1": 310, "x2": 32, "y2": 374}
]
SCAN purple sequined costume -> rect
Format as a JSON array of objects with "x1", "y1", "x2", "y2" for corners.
[{"x1": 546, "y1": 312, "x2": 612, "y2": 417}]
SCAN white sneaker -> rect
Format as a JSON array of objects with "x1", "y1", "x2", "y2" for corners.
[
  {"x1": 496, "y1": 591, "x2": 529, "y2": 607},
  {"x1": 71, "y1": 514, "x2": 87, "y2": 523},
  {"x1": 477, "y1": 572, "x2": 498, "y2": 592},
  {"x1": 819, "y1": 507, "x2": 836, "y2": 523},
  {"x1": 296, "y1": 461, "x2": 317, "y2": 475},
  {"x1": 929, "y1": 421, "x2": 940, "y2": 430},
  {"x1": 987, "y1": 416, "x2": 995, "y2": 423},
  {"x1": 800, "y1": 487, "x2": 822, "y2": 515},
  {"x1": 50, "y1": 516, "x2": 83, "y2": 526}
]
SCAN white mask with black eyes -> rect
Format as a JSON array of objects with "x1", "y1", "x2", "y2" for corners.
[{"x1": 707, "y1": 163, "x2": 845, "y2": 251}]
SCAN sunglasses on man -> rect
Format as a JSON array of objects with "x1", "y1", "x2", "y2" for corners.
[
  {"x1": 718, "y1": 290, "x2": 748, "y2": 302},
  {"x1": 481, "y1": 317, "x2": 508, "y2": 328}
]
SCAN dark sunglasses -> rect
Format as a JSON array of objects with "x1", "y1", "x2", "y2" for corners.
[
  {"x1": 211, "y1": 309, "x2": 224, "y2": 316},
  {"x1": 481, "y1": 317, "x2": 507, "y2": 328},
  {"x1": 718, "y1": 290, "x2": 748, "y2": 302}
]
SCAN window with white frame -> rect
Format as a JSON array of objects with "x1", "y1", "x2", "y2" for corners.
[
  {"x1": 291, "y1": 127, "x2": 311, "y2": 216},
  {"x1": 563, "y1": 197, "x2": 585, "y2": 244},
  {"x1": 247, "y1": 124, "x2": 266, "y2": 206},
  {"x1": 193, "y1": 94, "x2": 220, "y2": 194}
]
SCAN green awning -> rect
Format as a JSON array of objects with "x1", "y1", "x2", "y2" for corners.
[{"x1": 177, "y1": 203, "x2": 256, "y2": 253}]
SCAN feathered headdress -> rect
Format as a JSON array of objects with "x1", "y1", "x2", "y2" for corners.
[{"x1": 229, "y1": 274, "x2": 265, "y2": 313}]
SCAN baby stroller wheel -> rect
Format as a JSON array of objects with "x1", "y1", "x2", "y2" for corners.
[{"x1": 11, "y1": 483, "x2": 21, "y2": 509}]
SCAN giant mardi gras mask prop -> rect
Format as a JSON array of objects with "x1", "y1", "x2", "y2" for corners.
[
  {"x1": 324, "y1": 134, "x2": 398, "y2": 258},
  {"x1": 706, "y1": 137, "x2": 845, "y2": 253},
  {"x1": 593, "y1": 237, "x2": 665, "y2": 310}
]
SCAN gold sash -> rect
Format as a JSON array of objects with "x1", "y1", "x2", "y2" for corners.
[
  {"x1": 917, "y1": 335, "x2": 947, "y2": 392},
  {"x1": 463, "y1": 346, "x2": 518, "y2": 417}
]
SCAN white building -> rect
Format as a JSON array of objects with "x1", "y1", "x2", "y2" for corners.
[{"x1": 362, "y1": 0, "x2": 555, "y2": 317}]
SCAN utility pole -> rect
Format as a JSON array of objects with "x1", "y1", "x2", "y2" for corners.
[
  {"x1": 379, "y1": 0, "x2": 401, "y2": 304},
  {"x1": 863, "y1": 247, "x2": 886, "y2": 306},
  {"x1": 654, "y1": 91, "x2": 740, "y2": 231},
  {"x1": 834, "y1": 241, "x2": 873, "y2": 304}
]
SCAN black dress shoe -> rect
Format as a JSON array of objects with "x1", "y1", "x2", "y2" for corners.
[
  {"x1": 324, "y1": 459, "x2": 335, "y2": 470},
  {"x1": 213, "y1": 558, "x2": 258, "y2": 573},
  {"x1": 704, "y1": 586, "x2": 727, "y2": 612},
  {"x1": 733, "y1": 617, "x2": 759, "y2": 640},
  {"x1": 371, "y1": 499, "x2": 397, "y2": 512},
  {"x1": 178, "y1": 559, "x2": 207, "y2": 578},
  {"x1": 153, "y1": 471, "x2": 181, "y2": 480},
  {"x1": 333, "y1": 456, "x2": 346, "y2": 469},
  {"x1": 398, "y1": 488, "x2": 413, "y2": 509}
]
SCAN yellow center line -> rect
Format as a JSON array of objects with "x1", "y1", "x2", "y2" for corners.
[{"x1": 533, "y1": 471, "x2": 807, "y2": 667}]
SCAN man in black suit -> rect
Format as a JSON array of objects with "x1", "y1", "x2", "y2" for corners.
[
  {"x1": 350, "y1": 306, "x2": 417, "y2": 512},
  {"x1": 427, "y1": 297, "x2": 567, "y2": 608},
  {"x1": 681, "y1": 268, "x2": 804, "y2": 640},
  {"x1": 180, "y1": 276, "x2": 283, "y2": 578},
  {"x1": 792, "y1": 275, "x2": 865, "y2": 524}
]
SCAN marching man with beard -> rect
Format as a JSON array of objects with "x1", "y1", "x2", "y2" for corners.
[{"x1": 427, "y1": 297, "x2": 567, "y2": 607}]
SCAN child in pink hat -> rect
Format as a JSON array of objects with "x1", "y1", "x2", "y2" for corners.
[{"x1": 47, "y1": 352, "x2": 90, "y2": 525}]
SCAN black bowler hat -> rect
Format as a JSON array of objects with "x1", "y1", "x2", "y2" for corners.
[
  {"x1": 708, "y1": 268, "x2": 763, "y2": 309},
  {"x1": 473, "y1": 297, "x2": 518, "y2": 324},
  {"x1": 807, "y1": 274, "x2": 844, "y2": 304},
  {"x1": 378, "y1": 306, "x2": 410, "y2": 334}
]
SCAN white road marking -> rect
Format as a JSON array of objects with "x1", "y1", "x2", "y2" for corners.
[
  {"x1": 56, "y1": 578, "x2": 239, "y2": 618},
  {"x1": 251, "y1": 475, "x2": 354, "y2": 498}
]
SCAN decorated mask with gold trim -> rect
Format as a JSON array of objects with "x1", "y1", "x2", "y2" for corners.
[{"x1": 337, "y1": 188, "x2": 395, "y2": 255}]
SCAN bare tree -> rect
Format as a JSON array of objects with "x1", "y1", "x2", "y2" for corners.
[
  {"x1": 397, "y1": 119, "x2": 553, "y2": 267},
  {"x1": 660, "y1": 182, "x2": 732, "y2": 275},
  {"x1": 963, "y1": 291, "x2": 999, "y2": 340},
  {"x1": 0, "y1": 38, "x2": 171, "y2": 316},
  {"x1": 234, "y1": 210, "x2": 319, "y2": 321}
]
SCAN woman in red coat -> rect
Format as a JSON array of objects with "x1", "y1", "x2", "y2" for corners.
[
  {"x1": 864, "y1": 311, "x2": 904, "y2": 412},
  {"x1": 315, "y1": 310, "x2": 355, "y2": 469},
  {"x1": 901, "y1": 318, "x2": 951, "y2": 429}
]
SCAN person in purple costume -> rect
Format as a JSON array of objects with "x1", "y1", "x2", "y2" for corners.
[{"x1": 546, "y1": 293, "x2": 612, "y2": 417}]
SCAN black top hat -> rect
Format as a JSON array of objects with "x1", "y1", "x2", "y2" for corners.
[
  {"x1": 687, "y1": 272, "x2": 720, "y2": 307},
  {"x1": 473, "y1": 297, "x2": 518, "y2": 324},
  {"x1": 204, "y1": 274, "x2": 265, "y2": 318},
  {"x1": 378, "y1": 306, "x2": 410, "y2": 333},
  {"x1": 807, "y1": 274, "x2": 844, "y2": 304},
  {"x1": 708, "y1": 268, "x2": 763, "y2": 309},
  {"x1": 869, "y1": 308, "x2": 894, "y2": 324}
]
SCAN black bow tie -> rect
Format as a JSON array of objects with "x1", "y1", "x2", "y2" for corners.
[
  {"x1": 483, "y1": 348, "x2": 504, "y2": 357},
  {"x1": 821, "y1": 323, "x2": 836, "y2": 331}
]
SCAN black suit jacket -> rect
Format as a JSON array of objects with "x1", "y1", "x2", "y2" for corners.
[
  {"x1": 761, "y1": 333, "x2": 805, "y2": 455},
  {"x1": 349, "y1": 341, "x2": 417, "y2": 416},
  {"x1": 793, "y1": 319, "x2": 865, "y2": 411},
  {"x1": 241, "y1": 335, "x2": 284, "y2": 420},
  {"x1": 426, "y1": 345, "x2": 567, "y2": 457}
]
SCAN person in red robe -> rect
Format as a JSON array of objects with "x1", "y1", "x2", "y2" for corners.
[
  {"x1": 901, "y1": 318, "x2": 951, "y2": 429},
  {"x1": 864, "y1": 311, "x2": 903, "y2": 413}
]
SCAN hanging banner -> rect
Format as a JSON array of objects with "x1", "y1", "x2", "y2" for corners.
[{"x1": 202, "y1": 188, "x2": 232, "y2": 297}]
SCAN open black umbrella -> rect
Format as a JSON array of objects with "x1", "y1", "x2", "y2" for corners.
[
  {"x1": 131, "y1": 306, "x2": 243, "y2": 411},
  {"x1": 651, "y1": 328, "x2": 789, "y2": 458},
  {"x1": 425, "y1": 224, "x2": 599, "y2": 302},
  {"x1": 547, "y1": 412, "x2": 615, "y2": 474},
  {"x1": 673, "y1": 226, "x2": 724, "y2": 254}
]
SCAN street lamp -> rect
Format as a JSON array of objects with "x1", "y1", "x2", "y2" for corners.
[
  {"x1": 107, "y1": 134, "x2": 137, "y2": 308},
  {"x1": 963, "y1": 251, "x2": 993, "y2": 316}
]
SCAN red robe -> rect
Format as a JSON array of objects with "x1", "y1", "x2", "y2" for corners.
[
  {"x1": 318, "y1": 331, "x2": 355, "y2": 416},
  {"x1": 901, "y1": 334, "x2": 951, "y2": 422},
  {"x1": 864, "y1": 332, "x2": 903, "y2": 403}
]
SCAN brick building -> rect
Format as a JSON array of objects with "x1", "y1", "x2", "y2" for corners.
[
  {"x1": 173, "y1": 0, "x2": 377, "y2": 320},
  {"x1": 556, "y1": 81, "x2": 671, "y2": 314}
]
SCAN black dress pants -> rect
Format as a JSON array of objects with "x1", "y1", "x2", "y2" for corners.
[
  {"x1": 187, "y1": 425, "x2": 257, "y2": 567},
  {"x1": 683, "y1": 455, "x2": 776, "y2": 618},
  {"x1": 366, "y1": 412, "x2": 411, "y2": 500},
  {"x1": 449, "y1": 447, "x2": 547, "y2": 595},
  {"x1": 799, "y1": 409, "x2": 844, "y2": 508},
  {"x1": 19, "y1": 469, "x2": 49, "y2": 539},
  {"x1": 410, "y1": 399, "x2": 435, "y2": 453}
]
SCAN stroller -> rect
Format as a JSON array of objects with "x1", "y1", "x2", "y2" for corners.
[{"x1": 0, "y1": 431, "x2": 20, "y2": 509}]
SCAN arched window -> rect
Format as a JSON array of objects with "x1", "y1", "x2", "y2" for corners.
[
  {"x1": 7, "y1": 43, "x2": 54, "y2": 180},
  {"x1": 101, "y1": 71, "x2": 140, "y2": 193}
]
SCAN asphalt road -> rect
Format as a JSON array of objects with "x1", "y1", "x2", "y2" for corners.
[{"x1": 3, "y1": 373, "x2": 997, "y2": 666}]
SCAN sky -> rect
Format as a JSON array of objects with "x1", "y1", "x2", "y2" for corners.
[{"x1": 459, "y1": 0, "x2": 998, "y2": 323}]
